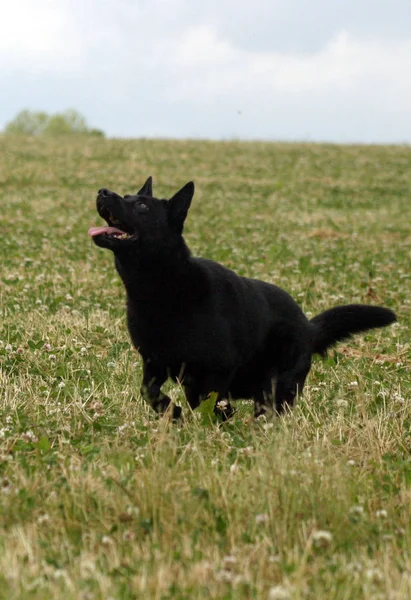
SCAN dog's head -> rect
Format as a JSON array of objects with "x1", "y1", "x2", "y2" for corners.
[{"x1": 88, "y1": 177, "x2": 194, "y2": 255}]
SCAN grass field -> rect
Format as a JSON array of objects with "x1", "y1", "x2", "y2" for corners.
[{"x1": 0, "y1": 135, "x2": 410, "y2": 600}]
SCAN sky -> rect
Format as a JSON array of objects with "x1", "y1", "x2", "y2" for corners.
[{"x1": 1, "y1": 0, "x2": 411, "y2": 143}]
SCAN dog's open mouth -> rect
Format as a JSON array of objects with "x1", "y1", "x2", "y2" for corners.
[
  {"x1": 88, "y1": 226, "x2": 133, "y2": 239},
  {"x1": 88, "y1": 205, "x2": 135, "y2": 241}
]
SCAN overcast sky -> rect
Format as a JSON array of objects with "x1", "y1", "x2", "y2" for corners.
[{"x1": 1, "y1": 0, "x2": 411, "y2": 143}]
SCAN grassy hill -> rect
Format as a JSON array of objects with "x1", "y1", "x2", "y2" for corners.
[{"x1": 0, "y1": 135, "x2": 410, "y2": 599}]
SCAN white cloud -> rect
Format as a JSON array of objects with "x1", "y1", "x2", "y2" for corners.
[
  {"x1": 0, "y1": 1, "x2": 81, "y2": 71},
  {"x1": 160, "y1": 28, "x2": 411, "y2": 100},
  {"x1": 0, "y1": 0, "x2": 410, "y2": 142}
]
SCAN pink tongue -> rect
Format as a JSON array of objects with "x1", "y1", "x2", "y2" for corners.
[{"x1": 88, "y1": 226, "x2": 125, "y2": 237}]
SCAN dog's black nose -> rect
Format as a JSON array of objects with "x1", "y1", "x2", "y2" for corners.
[{"x1": 98, "y1": 188, "x2": 112, "y2": 197}]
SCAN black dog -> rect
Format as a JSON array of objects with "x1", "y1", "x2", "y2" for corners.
[{"x1": 89, "y1": 177, "x2": 396, "y2": 419}]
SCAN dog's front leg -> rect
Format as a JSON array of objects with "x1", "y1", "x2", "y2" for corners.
[{"x1": 140, "y1": 360, "x2": 182, "y2": 419}]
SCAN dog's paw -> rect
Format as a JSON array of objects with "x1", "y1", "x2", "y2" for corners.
[
  {"x1": 171, "y1": 404, "x2": 182, "y2": 420},
  {"x1": 153, "y1": 396, "x2": 182, "y2": 421},
  {"x1": 152, "y1": 395, "x2": 172, "y2": 414},
  {"x1": 254, "y1": 401, "x2": 273, "y2": 419}
]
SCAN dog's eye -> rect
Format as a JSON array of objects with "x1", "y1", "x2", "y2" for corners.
[{"x1": 137, "y1": 203, "x2": 149, "y2": 212}]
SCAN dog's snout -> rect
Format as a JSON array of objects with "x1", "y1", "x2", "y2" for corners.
[{"x1": 98, "y1": 188, "x2": 112, "y2": 197}]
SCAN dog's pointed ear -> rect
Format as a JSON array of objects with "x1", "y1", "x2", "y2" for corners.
[
  {"x1": 168, "y1": 182, "x2": 195, "y2": 232},
  {"x1": 137, "y1": 176, "x2": 153, "y2": 197}
]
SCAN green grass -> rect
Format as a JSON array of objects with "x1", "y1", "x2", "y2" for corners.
[{"x1": 0, "y1": 135, "x2": 410, "y2": 600}]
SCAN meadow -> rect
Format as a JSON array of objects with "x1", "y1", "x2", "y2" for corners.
[{"x1": 0, "y1": 135, "x2": 410, "y2": 599}]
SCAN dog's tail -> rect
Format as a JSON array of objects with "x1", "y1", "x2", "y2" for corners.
[{"x1": 310, "y1": 304, "x2": 396, "y2": 356}]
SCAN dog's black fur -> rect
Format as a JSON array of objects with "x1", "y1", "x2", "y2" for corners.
[{"x1": 89, "y1": 177, "x2": 396, "y2": 419}]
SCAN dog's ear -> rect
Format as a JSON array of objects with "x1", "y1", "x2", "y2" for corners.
[
  {"x1": 168, "y1": 182, "x2": 195, "y2": 232},
  {"x1": 137, "y1": 176, "x2": 153, "y2": 197}
]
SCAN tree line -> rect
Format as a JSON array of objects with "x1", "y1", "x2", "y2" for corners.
[{"x1": 4, "y1": 109, "x2": 105, "y2": 137}]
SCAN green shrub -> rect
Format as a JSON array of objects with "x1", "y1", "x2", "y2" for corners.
[{"x1": 4, "y1": 108, "x2": 105, "y2": 137}]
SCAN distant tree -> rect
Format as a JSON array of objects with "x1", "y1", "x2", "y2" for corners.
[
  {"x1": 4, "y1": 109, "x2": 49, "y2": 136},
  {"x1": 89, "y1": 128, "x2": 105, "y2": 137},
  {"x1": 4, "y1": 109, "x2": 105, "y2": 137}
]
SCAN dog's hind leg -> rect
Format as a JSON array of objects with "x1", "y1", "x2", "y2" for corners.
[
  {"x1": 141, "y1": 360, "x2": 182, "y2": 419},
  {"x1": 274, "y1": 364, "x2": 310, "y2": 415},
  {"x1": 274, "y1": 349, "x2": 311, "y2": 415},
  {"x1": 253, "y1": 356, "x2": 311, "y2": 418},
  {"x1": 184, "y1": 383, "x2": 202, "y2": 411},
  {"x1": 253, "y1": 377, "x2": 276, "y2": 418}
]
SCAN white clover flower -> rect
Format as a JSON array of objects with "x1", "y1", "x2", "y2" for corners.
[
  {"x1": 223, "y1": 555, "x2": 237, "y2": 568},
  {"x1": 336, "y1": 399, "x2": 349, "y2": 408},
  {"x1": 239, "y1": 446, "x2": 254, "y2": 456},
  {"x1": 37, "y1": 513, "x2": 50, "y2": 525},
  {"x1": 268, "y1": 585, "x2": 290, "y2": 600},
  {"x1": 347, "y1": 459, "x2": 356, "y2": 467},
  {"x1": 58, "y1": 381, "x2": 66, "y2": 389},
  {"x1": 392, "y1": 392, "x2": 405, "y2": 403},
  {"x1": 49, "y1": 354, "x2": 57, "y2": 361},
  {"x1": 365, "y1": 567, "x2": 384, "y2": 583},
  {"x1": 90, "y1": 401, "x2": 103, "y2": 414},
  {"x1": 216, "y1": 399, "x2": 228, "y2": 410},
  {"x1": 126, "y1": 505, "x2": 140, "y2": 517},
  {"x1": 349, "y1": 505, "x2": 365, "y2": 517},
  {"x1": 229, "y1": 463, "x2": 239, "y2": 474},
  {"x1": 255, "y1": 513, "x2": 269, "y2": 525},
  {"x1": 312, "y1": 530, "x2": 333, "y2": 547},
  {"x1": 101, "y1": 535, "x2": 113, "y2": 546},
  {"x1": 52, "y1": 569, "x2": 68, "y2": 581},
  {"x1": 376, "y1": 509, "x2": 388, "y2": 519},
  {"x1": 347, "y1": 561, "x2": 363, "y2": 573},
  {"x1": 268, "y1": 555, "x2": 281, "y2": 563},
  {"x1": 216, "y1": 569, "x2": 235, "y2": 583},
  {"x1": 21, "y1": 430, "x2": 38, "y2": 443}
]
